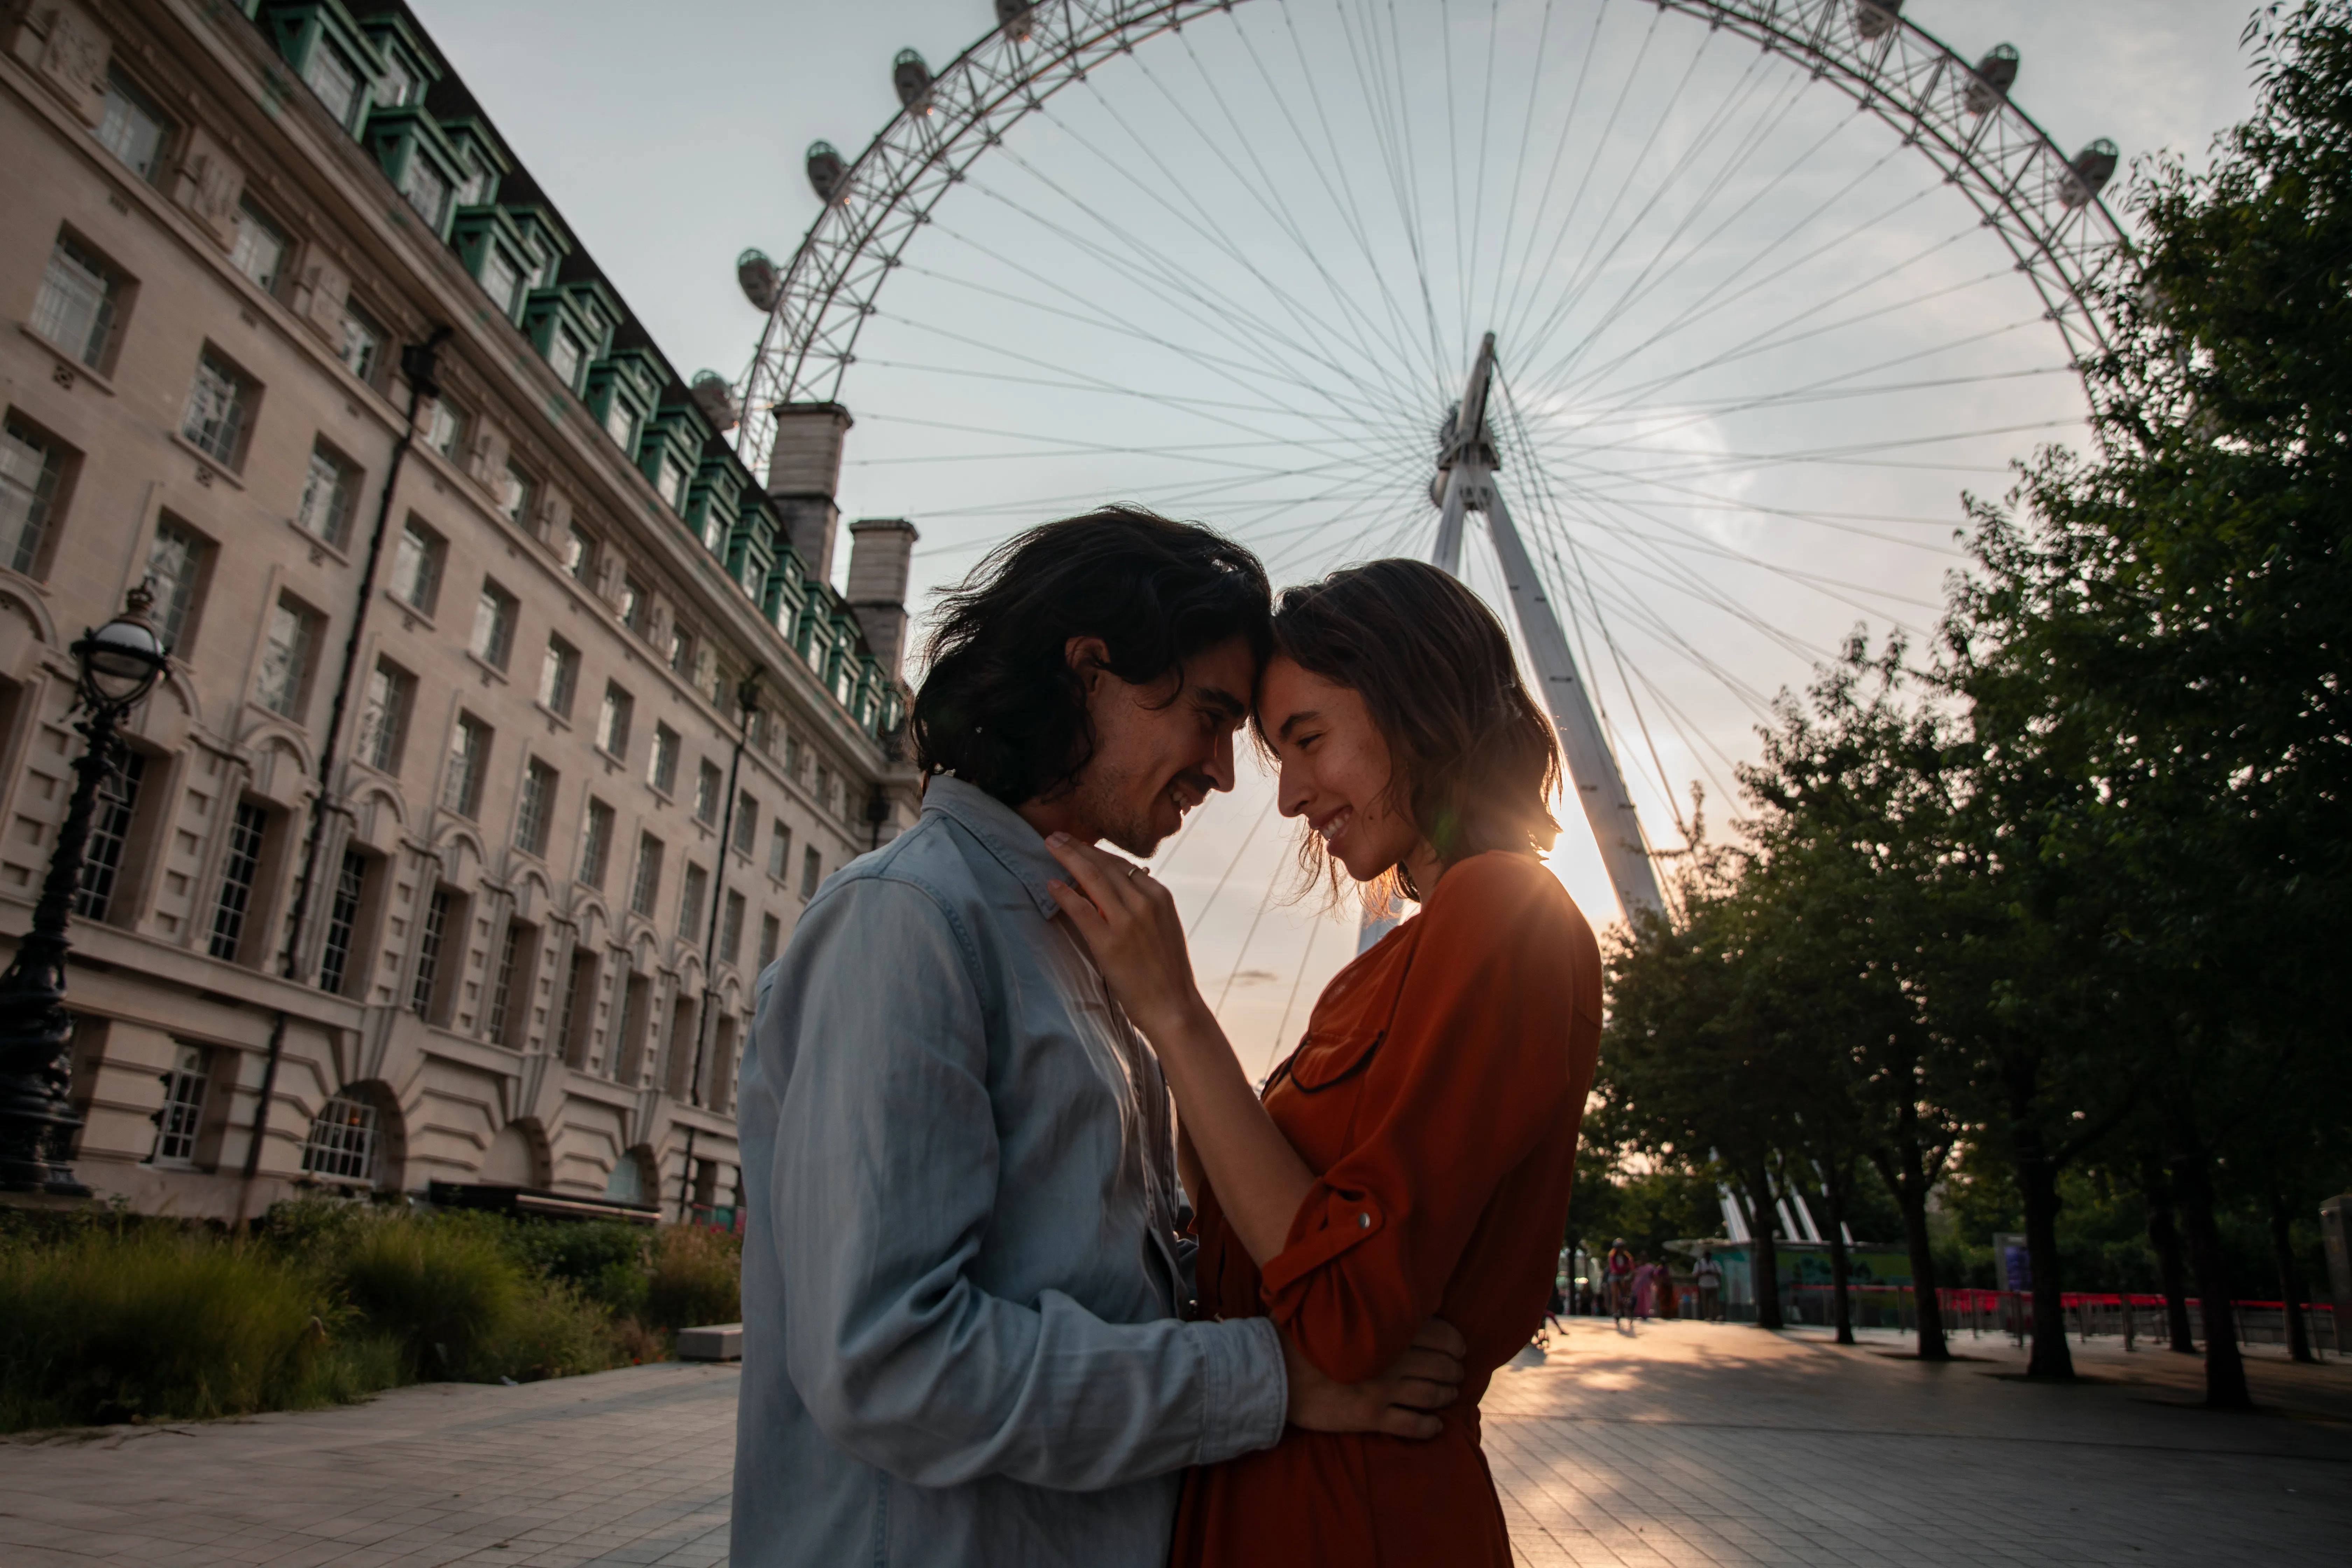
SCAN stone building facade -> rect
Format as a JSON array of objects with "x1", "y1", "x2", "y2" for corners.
[{"x1": 0, "y1": 0, "x2": 919, "y2": 1220}]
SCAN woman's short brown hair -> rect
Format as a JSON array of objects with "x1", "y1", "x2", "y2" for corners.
[{"x1": 1262, "y1": 559, "x2": 1561, "y2": 903}]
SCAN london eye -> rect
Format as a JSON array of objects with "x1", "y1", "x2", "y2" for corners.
[{"x1": 721, "y1": 0, "x2": 2127, "y2": 1067}]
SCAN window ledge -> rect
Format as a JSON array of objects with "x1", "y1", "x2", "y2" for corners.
[
  {"x1": 18, "y1": 324, "x2": 117, "y2": 397},
  {"x1": 465, "y1": 651, "x2": 510, "y2": 686},
  {"x1": 535, "y1": 701, "x2": 573, "y2": 732},
  {"x1": 286, "y1": 516, "x2": 352, "y2": 566},
  {"x1": 169, "y1": 432, "x2": 247, "y2": 490},
  {"x1": 383, "y1": 587, "x2": 437, "y2": 629}
]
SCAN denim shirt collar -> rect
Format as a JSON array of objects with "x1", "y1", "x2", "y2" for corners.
[{"x1": 921, "y1": 775, "x2": 1066, "y2": 920}]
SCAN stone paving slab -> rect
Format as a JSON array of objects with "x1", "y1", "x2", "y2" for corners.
[{"x1": 3, "y1": 1323, "x2": 2345, "y2": 1566}]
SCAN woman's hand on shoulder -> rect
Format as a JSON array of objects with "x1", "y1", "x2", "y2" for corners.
[{"x1": 1044, "y1": 833, "x2": 1210, "y2": 1042}]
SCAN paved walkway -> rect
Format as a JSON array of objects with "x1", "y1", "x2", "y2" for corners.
[{"x1": 4, "y1": 1321, "x2": 2345, "y2": 1566}]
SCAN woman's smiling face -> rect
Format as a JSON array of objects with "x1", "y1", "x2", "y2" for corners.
[{"x1": 1258, "y1": 654, "x2": 1426, "y2": 885}]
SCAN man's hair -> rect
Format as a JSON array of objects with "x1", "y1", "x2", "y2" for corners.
[
  {"x1": 1263, "y1": 559, "x2": 1560, "y2": 901},
  {"x1": 911, "y1": 506, "x2": 1273, "y2": 804}
]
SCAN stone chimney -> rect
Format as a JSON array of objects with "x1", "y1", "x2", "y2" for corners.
[
  {"x1": 765, "y1": 402, "x2": 854, "y2": 583},
  {"x1": 844, "y1": 517, "x2": 919, "y2": 681}
]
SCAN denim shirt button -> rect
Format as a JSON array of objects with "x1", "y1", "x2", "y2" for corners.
[{"x1": 1358, "y1": 1212, "x2": 1371, "y2": 1229}]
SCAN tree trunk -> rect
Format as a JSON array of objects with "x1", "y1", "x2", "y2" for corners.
[
  {"x1": 2171, "y1": 1149, "x2": 2251, "y2": 1408},
  {"x1": 2270, "y1": 1187, "x2": 2316, "y2": 1366},
  {"x1": 2014, "y1": 1124, "x2": 2075, "y2": 1380},
  {"x1": 1871, "y1": 1124, "x2": 1951, "y2": 1361},
  {"x1": 1745, "y1": 1167, "x2": 1785, "y2": 1330},
  {"x1": 2142, "y1": 1160, "x2": 2197, "y2": 1353},
  {"x1": 1822, "y1": 1162, "x2": 1855, "y2": 1345}
]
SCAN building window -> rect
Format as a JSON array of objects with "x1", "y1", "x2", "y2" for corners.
[
  {"x1": 0, "y1": 414, "x2": 67, "y2": 576},
  {"x1": 596, "y1": 683, "x2": 632, "y2": 759},
  {"x1": 455, "y1": 162, "x2": 497, "y2": 211},
  {"x1": 647, "y1": 723, "x2": 679, "y2": 795},
  {"x1": 768, "y1": 820, "x2": 791, "y2": 880},
  {"x1": 389, "y1": 517, "x2": 443, "y2": 612},
  {"x1": 31, "y1": 233, "x2": 123, "y2": 370},
  {"x1": 619, "y1": 573, "x2": 648, "y2": 634},
  {"x1": 357, "y1": 658, "x2": 413, "y2": 774},
  {"x1": 254, "y1": 596, "x2": 318, "y2": 718},
  {"x1": 563, "y1": 522, "x2": 595, "y2": 582},
  {"x1": 302, "y1": 37, "x2": 363, "y2": 131},
  {"x1": 319, "y1": 848, "x2": 367, "y2": 995},
  {"x1": 537, "y1": 635, "x2": 579, "y2": 718},
  {"x1": 719, "y1": 890, "x2": 745, "y2": 966},
  {"x1": 660, "y1": 450, "x2": 692, "y2": 514},
  {"x1": 182, "y1": 349, "x2": 255, "y2": 468},
  {"x1": 694, "y1": 760, "x2": 722, "y2": 826},
  {"x1": 799, "y1": 845, "x2": 821, "y2": 901},
  {"x1": 375, "y1": 51, "x2": 419, "y2": 109},
  {"x1": 757, "y1": 912, "x2": 781, "y2": 972},
  {"x1": 497, "y1": 461, "x2": 535, "y2": 524},
  {"x1": 97, "y1": 68, "x2": 170, "y2": 181},
  {"x1": 547, "y1": 329, "x2": 583, "y2": 392},
  {"x1": 678, "y1": 863, "x2": 708, "y2": 943},
  {"x1": 145, "y1": 516, "x2": 210, "y2": 652},
  {"x1": 208, "y1": 801, "x2": 268, "y2": 962},
  {"x1": 75, "y1": 751, "x2": 145, "y2": 920},
  {"x1": 515, "y1": 758, "x2": 556, "y2": 855},
  {"x1": 488, "y1": 919, "x2": 528, "y2": 1045},
  {"x1": 150, "y1": 1043, "x2": 208, "y2": 1167},
  {"x1": 229, "y1": 200, "x2": 288, "y2": 295},
  {"x1": 403, "y1": 151, "x2": 450, "y2": 230},
  {"x1": 337, "y1": 299, "x2": 383, "y2": 383},
  {"x1": 580, "y1": 798, "x2": 615, "y2": 888},
  {"x1": 295, "y1": 441, "x2": 358, "y2": 549},
  {"x1": 411, "y1": 887, "x2": 454, "y2": 1017},
  {"x1": 732, "y1": 794, "x2": 759, "y2": 857},
  {"x1": 479, "y1": 247, "x2": 522, "y2": 320},
  {"x1": 556, "y1": 947, "x2": 596, "y2": 1066},
  {"x1": 666, "y1": 623, "x2": 694, "y2": 678},
  {"x1": 603, "y1": 398, "x2": 638, "y2": 453},
  {"x1": 424, "y1": 396, "x2": 468, "y2": 463},
  {"x1": 470, "y1": 580, "x2": 518, "y2": 670},
  {"x1": 630, "y1": 834, "x2": 663, "y2": 918},
  {"x1": 302, "y1": 1095, "x2": 378, "y2": 1183},
  {"x1": 443, "y1": 714, "x2": 491, "y2": 818}
]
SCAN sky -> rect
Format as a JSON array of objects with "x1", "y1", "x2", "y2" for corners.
[{"x1": 408, "y1": 0, "x2": 2263, "y2": 1076}]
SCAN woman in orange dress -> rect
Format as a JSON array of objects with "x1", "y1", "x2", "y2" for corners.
[{"x1": 1048, "y1": 559, "x2": 1604, "y2": 1566}]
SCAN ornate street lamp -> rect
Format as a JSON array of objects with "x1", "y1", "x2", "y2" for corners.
[{"x1": 0, "y1": 585, "x2": 170, "y2": 1196}]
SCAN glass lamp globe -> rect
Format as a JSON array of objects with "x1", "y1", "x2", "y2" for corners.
[{"x1": 77, "y1": 590, "x2": 170, "y2": 709}]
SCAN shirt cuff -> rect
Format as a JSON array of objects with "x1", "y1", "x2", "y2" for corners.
[{"x1": 1191, "y1": 1315, "x2": 1288, "y2": 1464}]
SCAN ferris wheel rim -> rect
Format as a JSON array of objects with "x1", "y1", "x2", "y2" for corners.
[{"x1": 733, "y1": 0, "x2": 2131, "y2": 484}]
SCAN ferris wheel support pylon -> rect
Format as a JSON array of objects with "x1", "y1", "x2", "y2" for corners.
[{"x1": 1437, "y1": 335, "x2": 1666, "y2": 921}]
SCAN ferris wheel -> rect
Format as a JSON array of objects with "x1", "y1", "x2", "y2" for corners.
[{"x1": 719, "y1": 0, "x2": 2125, "y2": 994}]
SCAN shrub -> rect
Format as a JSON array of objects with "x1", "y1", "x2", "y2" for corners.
[
  {"x1": 0, "y1": 1227, "x2": 348, "y2": 1429},
  {"x1": 334, "y1": 1215, "x2": 527, "y2": 1381},
  {"x1": 507, "y1": 1219, "x2": 651, "y2": 1320},
  {"x1": 475, "y1": 1278, "x2": 620, "y2": 1382},
  {"x1": 644, "y1": 1225, "x2": 741, "y2": 1333}
]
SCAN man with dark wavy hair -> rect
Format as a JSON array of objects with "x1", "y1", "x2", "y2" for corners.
[{"x1": 732, "y1": 507, "x2": 1464, "y2": 1568}]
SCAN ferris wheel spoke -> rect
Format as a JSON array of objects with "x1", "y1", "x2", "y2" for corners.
[{"x1": 1329, "y1": 0, "x2": 1451, "y2": 390}]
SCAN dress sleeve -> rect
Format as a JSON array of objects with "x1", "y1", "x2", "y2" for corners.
[{"x1": 1256, "y1": 856, "x2": 1597, "y2": 1383}]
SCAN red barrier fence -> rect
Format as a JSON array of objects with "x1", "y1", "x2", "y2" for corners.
[{"x1": 1755, "y1": 1284, "x2": 2339, "y2": 1352}]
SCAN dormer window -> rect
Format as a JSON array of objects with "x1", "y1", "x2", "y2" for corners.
[
  {"x1": 604, "y1": 400, "x2": 637, "y2": 454},
  {"x1": 374, "y1": 52, "x2": 418, "y2": 109},
  {"x1": 480, "y1": 247, "x2": 520, "y2": 320},
  {"x1": 402, "y1": 156, "x2": 448, "y2": 230},
  {"x1": 700, "y1": 506, "x2": 726, "y2": 555},
  {"x1": 548, "y1": 330, "x2": 583, "y2": 393},
  {"x1": 303, "y1": 40, "x2": 362, "y2": 132},
  {"x1": 456, "y1": 166, "x2": 496, "y2": 209},
  {"x1": 660, "y1": 450, "x2": 691, "y2": 513}
]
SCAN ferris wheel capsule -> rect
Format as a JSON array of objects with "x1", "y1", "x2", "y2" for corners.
[
  {"x1": 996, "y1": 0, "x2": 1037, "y2": 41},
  {"x1": 2059, "y1": 139, "x2": 2120, "y2": 208},
  {"x1": 690, "y1": 371, "x2": 742, "y2": 433},
  {"x1": 1854, "y1": 0, "x2": 1903, "y2": 41},
  {"x1": 807, "y1": 140, "x2": 848, "y2": 203},
  {"x1": 894, "y1": 48, "x2": 934, "y2": 110},
  {"x1": 737, "y1": 248, "x2": 782, "y2": 312},
  {"x1": 1963, "y1": 43, "x2": 2019, "y2": 115}
]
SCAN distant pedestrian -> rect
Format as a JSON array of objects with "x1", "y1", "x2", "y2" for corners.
[
  {"x1": 1633, "y1": 1260, "x2": 1659, "y2": 1320},
  {"x1": 1695, "y1": 1249, "x2": 1724, "y2": 1322},
  {"x1": 1606, "y1": 1239, "x2": 1636, "y2": 1324}
]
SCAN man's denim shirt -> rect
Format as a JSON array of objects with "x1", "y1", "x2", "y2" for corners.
[{"x1": 731, "y1": 776, "x2": 1287, "y2": 1568}]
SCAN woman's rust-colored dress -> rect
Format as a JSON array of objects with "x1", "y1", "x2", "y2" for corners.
[{"x1": 1171, "y1": 852, "x2": 1603, "y2": 1567}]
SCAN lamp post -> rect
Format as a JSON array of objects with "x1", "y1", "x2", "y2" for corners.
[{"x1": 0, "y1": 586, "x2": 171, "y2": 1196}]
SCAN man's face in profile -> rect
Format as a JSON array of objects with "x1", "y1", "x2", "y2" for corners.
[{"x1": 1059, "y1": 633, "x2": 1255, "y2": 856}]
